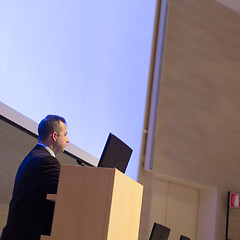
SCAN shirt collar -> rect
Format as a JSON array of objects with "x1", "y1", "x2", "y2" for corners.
[{"x1": 38, "y1": 143, "x2": 56, "y2": 157}]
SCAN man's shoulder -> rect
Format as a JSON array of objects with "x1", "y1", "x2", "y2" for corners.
[
  {"x1": 22, "y1": 145, "x2": 57, "y2": 168},
  {"x1": 30, "y1": 145, "x2": 52, "y2": 158}
]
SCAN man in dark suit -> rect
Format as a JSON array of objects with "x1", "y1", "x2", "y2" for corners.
[{"x1": 1, "y1": 115, "x2": 69, "y2": 240}]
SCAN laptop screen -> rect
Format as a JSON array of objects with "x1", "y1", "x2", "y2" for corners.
[
  {"x1": 149, "y1": 223, "x2": 170, "y2": 240},
  {"x1": 97, "y1": 133, "x2": 132, "y2": 173}
]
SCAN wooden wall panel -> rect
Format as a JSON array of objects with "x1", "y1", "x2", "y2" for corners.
[{"x1": 154, "y1": 0, "x2": 240, "y2": 186}]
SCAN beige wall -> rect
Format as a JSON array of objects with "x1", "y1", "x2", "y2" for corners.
[
  {"x1": 138, "y1": 0, "x2": 240, "y2": 239},
  {"x1": 149, "y1": 178, "x2": 200, "y2": 239}
]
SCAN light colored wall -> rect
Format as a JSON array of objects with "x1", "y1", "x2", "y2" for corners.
[
  {"x1": 139, "y1": 172, "x2": 218, "y2": 240},
  {"x1": 0, "y1": 204, "x2": 8, "y2": 234},
  {"x1": 228, "y1": 207, "x2": 240, "y2": 239},
  {"x1": 138, "y1": 0, "x2": 240, "y2": 239},
  {"x1": 150, "y1": 179, "x2": 199, "y2": 240}
]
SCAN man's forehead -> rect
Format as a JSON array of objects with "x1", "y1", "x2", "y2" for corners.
[{"x1": 60, "y1": 121, "x2": 67, "y2": 130}]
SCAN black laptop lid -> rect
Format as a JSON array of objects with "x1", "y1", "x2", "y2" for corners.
[
  {"x1": 97, "y1": 133, "x2": 132, "y2": 173},
  {"x1": 149, "y1": 223, "x2": 170, "y2": 240},
  {"x1": 180, "y1": 235, "x2": 190, "y2": 240}
]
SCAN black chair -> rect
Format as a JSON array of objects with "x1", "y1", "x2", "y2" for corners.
[
  {"x1": 149, "y1": 222, "x2": 170, "y2": 240},
  {"x1": 180, "y1": 235, "x2": 191, "y2": 240}
]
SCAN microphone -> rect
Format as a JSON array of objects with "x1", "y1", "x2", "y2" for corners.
[{"x1": 76, "y1": 158, "x2": 85, "y2": 166}]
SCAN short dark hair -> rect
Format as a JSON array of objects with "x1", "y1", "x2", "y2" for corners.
[{"x1": 38, "y1": 115, "x2": 67, "y2": 141}]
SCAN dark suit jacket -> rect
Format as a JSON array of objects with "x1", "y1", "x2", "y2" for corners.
[{"x1": 1, "y1": 144, "x2": 61, "y2": 240}]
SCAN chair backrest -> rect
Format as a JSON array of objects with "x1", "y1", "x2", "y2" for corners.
[
  {"x1": 149, "y1": 223, "x2": 170, "y2": 240},
  {"x1": 180, "y1": 235, "x2": 191, "y2": 240}
]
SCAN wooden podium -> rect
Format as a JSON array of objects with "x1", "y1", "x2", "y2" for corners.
[{"x1": 41, "y1": 165, "x2": 143, "y2": 240}]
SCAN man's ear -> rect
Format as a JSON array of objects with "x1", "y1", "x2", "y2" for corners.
[{"x1": 52, "y1": 132, "x2": 58, "y2": 141}]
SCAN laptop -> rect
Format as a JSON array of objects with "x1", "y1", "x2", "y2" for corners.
[
  {"x1": 180, "y1": 235, "x2": 190, "y2": 240},
  {"x1": 149, "y1": 223, "x2": 170, "y2": 240},
  {"x1": 97, "y1": 133, "x2": 133, "y2": 173}
]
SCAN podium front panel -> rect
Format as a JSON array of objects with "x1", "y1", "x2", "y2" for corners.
[{"x1": 48, "y1": 165, "x2": 143, "y2": 240}]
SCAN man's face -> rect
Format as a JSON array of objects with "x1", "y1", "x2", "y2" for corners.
[{"x1": 54, "y1": 121, "x2": 69, "y2": 154}]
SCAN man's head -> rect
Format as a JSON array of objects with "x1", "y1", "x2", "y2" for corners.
[{"x1": 38, "y1": 115, "x2": 69, "y2": 155}]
